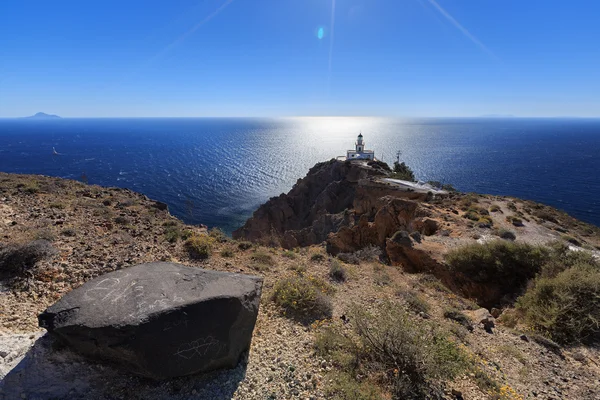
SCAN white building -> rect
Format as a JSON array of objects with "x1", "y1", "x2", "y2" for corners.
[{"x1": 346, "y1": 133, "x2": 374, "y2": 160}]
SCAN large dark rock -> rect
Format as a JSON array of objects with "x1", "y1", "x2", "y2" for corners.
[{"x1": 38, "y1": 262, "x2": 263, "y2": 380}]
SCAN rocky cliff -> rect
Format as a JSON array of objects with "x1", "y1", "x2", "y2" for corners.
[{"x1": 233, "y1": 159, "x2": 438, "y2": 252}]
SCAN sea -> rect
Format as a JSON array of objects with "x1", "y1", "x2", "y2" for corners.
[{"x1": 1, "y1": 117, "x2": 599, "y2": 233}]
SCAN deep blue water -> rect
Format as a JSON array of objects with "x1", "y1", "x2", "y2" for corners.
[{"x1": 1, "y1": 117, "x2": 599, "y2": 232}]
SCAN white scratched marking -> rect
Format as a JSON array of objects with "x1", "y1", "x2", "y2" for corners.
[{"x1": 174, "y1": 336, "x2": 220, "y2": 359}]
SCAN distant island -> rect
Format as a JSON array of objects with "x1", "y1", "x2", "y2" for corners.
[
  {"x1": 24, "y1": 112, "x2": 61, "y2": 119},
  {"x1": 478, "y1": 114, "x2": 515, "y2": 118}
]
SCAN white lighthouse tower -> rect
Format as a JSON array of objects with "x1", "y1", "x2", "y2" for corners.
[
  {"x1": 356, "y1": 133, "x2": 364, "y2": 152},
  {"x1": 346, "y1": 132, "x2": 374, "y2": 160}
]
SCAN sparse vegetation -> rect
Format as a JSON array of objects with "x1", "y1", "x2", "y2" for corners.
[
  {"x1": 271, "y1": 275, "x2": 334, "y2": 322},
  {"x1": 220, "y1": 247, "x2": 234, "y2": 257},
  {"x1": 251, "y1": 249, "x2": 276, "y2": 271},
  {"x1": 446, "y1": 241, "x2": 549, "y2": 293},
  {"x1": 184, "y1": 234, "x2": 215, "y2": 260},
  {"x1": 61, "y1": 228, "x2": 76, "y2": 237},
  {"x1": 0, "y1": 240, "x2": 57, "y2": 278},
  {"x1": 391, "y1": 161, "x2": 416, "y2": 182},
  {"x1": 329, "y1": 259, "x2": 347, "y2": 282},
  {"x1": 163, "y1": 224, "x2": 192, "y2": 243},
  {"x1": 237, "y1": 241, "x2": 253, "y2": 250},
  {"x1": 396, "y1": 289, "x2": 431, "y2": 314},
  {"x1": 561, "y1": 234, "x2": 581, "y2": 247},
  {"x1": 443, "y1": 308, "x2": 473, "y2": 331},
  {"x1": 208, "y1": 227, "x2": 227, "y2": 242},
  {"x1": 310, "y1": 252, "x2": 326, "y2": 262},
  {"x1": 336, "y1": 252, "x2": 359, "y2": 265},
  {"x1": 494, "y1": 228, "x2": 516, "y2": 241},
  {"x1": 373, "y1": 264, "x2": 391, "y2": 286},
  {"x1": 282, "y1": 250, "x2": 296, "y2": 259},
  {"x1": 316, "y1": 301, "x2": 468, "y2": 399},
  {"x1": 354, "y1": 245, "x2": 382, "y2": 262},
  {"x1": 114, "y1": 216, "x2": 129, "y2": 225},
  {"x1": 517, "y1": 259, "x2": 600, "y2": 344}
]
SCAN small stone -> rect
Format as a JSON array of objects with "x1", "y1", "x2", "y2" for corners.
[
  {"x1": 520, "y1": 334, "x2": 529, "y2": 342},
  {"x1": 451, "y1": 388, "x2": 464, "y2": 400}
]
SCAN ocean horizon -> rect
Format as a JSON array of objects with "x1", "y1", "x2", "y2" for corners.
[{"x1": 1, "y1": 117, "x2": 599, "y2": 232}]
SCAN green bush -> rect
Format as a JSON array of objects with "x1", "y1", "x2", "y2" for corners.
[
  {"x1": 184, "y1": 234, "x2": 215, "y2": 260},
  {"x1": 163, "y1": 226, "x2": 192, "y2": 243},
  {"x1": 445, "y1": 241, "x2": 549, "y2": 291},
  {"x1": 271, "y1": 275, "x2": 334, "y2": 322},
  {"x1": 517, "y1": 262, "x2": 600, "y2": 344},
  {"x1": 391, "y1": 161, "x2": 416, "y2": 182}
]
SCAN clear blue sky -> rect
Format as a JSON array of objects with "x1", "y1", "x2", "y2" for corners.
[{"x1": 1, "y1": 0, "x2": 599, "y2": 117}]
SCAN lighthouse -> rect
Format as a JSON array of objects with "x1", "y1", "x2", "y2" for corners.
[
  {"x1": 346, "y1": 132, "x2": 374, "y2": 160},
  {"x1": 356, "y1": 133, "x2": 364, "y2": 152}
]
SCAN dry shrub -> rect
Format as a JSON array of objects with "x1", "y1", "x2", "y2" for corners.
[
  {"x1": 329, "y1": 259, "x2": 347, "y2": 282},
  {"x1": 517, "y1": 262, "x2": 600, "y2": 344},
  {"x1": 310, "y1": 253, "x2": 326, "y2": 262},
  {"x1": 184, "y1": 234, "x2": 215, "y2": 260},
  {"x1": 237, "y1": 241, "x2": 253, "y2": 250},
  {"x1": 396, "y1": 289, "x2": 431, "y2": 314},
  {"x1": 317, "y1": 301, "x2": 468, "y2": 399},
  {"x1": 271, "y1": 275, "x2": 334, "y2": 323},
  {"x1": 0, "y1": 240, "x2": 57, "y2": 279},
  {"x1": 251, "y1": 249, "x2": 276, "y2": 266},
  {"x1": 208, "y1": 227, "x2": 227, "y2": 242}
]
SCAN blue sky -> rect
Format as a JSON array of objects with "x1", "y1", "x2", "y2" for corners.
[{"x1": 1, "y1": 0, "x2": 599, "y2": 117}]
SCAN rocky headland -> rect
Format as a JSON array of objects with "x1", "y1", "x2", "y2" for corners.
[{"x1": 2, "y1": 163, "x2": 600, "y2": 399}]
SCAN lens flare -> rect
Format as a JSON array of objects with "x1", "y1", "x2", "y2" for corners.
[{"x1": 317, "y1": 27, "x2": 324, "y2": 39}]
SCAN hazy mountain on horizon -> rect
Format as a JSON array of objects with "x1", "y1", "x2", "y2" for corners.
[{"x1": 24, "y1": 112, "x2": 61, "y2": 119}]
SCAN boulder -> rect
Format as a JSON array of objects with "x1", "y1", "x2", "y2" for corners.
[
  {"x1": 38, "y1": 262, "x2": 263, "y2": 380},
  {"x1": 468, "y1": 308, "x2": 496, "y2": 333}
]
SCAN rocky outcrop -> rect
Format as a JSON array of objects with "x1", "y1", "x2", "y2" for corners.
[
  {"x1": 39, "y1": 262, "x2": 263, "y2": 380},
  {"x1": 233, "y1": 159, "x2": 440, "y2": 251}
]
